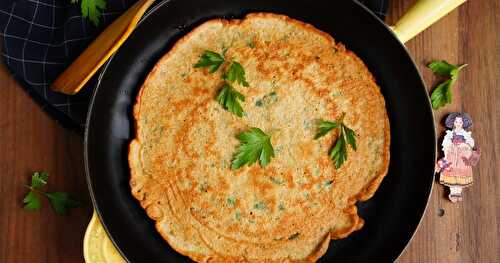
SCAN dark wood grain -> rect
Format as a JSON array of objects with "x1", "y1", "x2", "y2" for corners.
[
  {"x1": 0, "y1": 46, "x2": 92, "y2": 263},
  {"x1": 0, "y1": 0, "x2": 498, "y2": 262},
  {"x1": 387, "y1": 0, "x2": 500, "y2": 262}
]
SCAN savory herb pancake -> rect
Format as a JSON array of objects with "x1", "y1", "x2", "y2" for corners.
[{"x1": 129, "y1": 13, "x2": 390, "y2": 262}]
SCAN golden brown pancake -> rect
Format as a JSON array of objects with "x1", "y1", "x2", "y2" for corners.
[{"x1": 129, "y1": 13, "x2": 390, "y2": 262}]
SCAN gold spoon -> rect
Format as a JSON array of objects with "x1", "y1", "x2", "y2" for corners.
[{"x1": 51, "y1": 0, "x2": 156, "y2": 95}]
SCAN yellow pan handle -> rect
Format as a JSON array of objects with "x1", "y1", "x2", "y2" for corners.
[
  {"x1": 391, "y1": 0, "x2": 467, "y2": 44},
  {"x1": 84, "y1": 211, "x2": 125, "y2": 263}
]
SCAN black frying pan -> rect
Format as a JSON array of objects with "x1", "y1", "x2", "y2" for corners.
[{"x1": 85, "y1": 0, "x2": 436, "y2": 262}]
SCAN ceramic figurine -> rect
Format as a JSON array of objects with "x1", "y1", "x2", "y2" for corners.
[{"x1": 435, "y1": 112, "x2": 480, "y2": 203}]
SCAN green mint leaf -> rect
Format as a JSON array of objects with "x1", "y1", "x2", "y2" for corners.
[
  {"x1": 225, "y1": 61, "x2": 249, "y2": 87},
  {"x1": 23, "y1": 191, "x2": 42, "y2": 212},
  {"x1": 231, "y1": 128, "x2": 275, "y2": 169},
  {"x1": 450, "y1": 63, "x2": 468, "y2": 79},
  {"x1": 314, "y1": 121, "x2": 339, "y2": 139},
  {"x1": 427, "y1": 60, "x2": 458, "y2": 77},
  {"x1": 216, "y1": 83, "x2": 245, "y2": 117},
  {"x1": 427, "y1": 61, "x2": 467, "y2": 110},
  {"x1": 194, "y1": 50, "x2": 225, "y2": 73},
  {"x1": 31, "y1": 171, "x2": 49, "y2": 189},
  {"x1": 81, "y1": 0, "x2": 107, "y2": 27},
  {"x1": 45, "y1": 192, "x2": 81, "y2": 215},
  {"x1": 430, "y1": 79, "x2": 453, "y2": 109}
]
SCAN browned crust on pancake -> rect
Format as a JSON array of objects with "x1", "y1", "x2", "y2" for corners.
[{"x1": 129, "y1": 12, "x2": 390, "y2": 262}]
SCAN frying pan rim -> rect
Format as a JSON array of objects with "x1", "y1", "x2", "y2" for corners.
[
  {"x1": 84, "y1": 0, "x2": 437, "y2": 261},
  {"x1": 348, "y1": 4, "x2": 437, "y2": 262}
]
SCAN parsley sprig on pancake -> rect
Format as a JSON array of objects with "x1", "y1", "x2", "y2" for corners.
[
  {"x1": 194, "y1": 50, "x2": 225, "y2": 73},
  {"x1": 315, "y1": 113, "x2": 358, "y2": 168},
  {"x1": 224, "y1": 61, "x2": 250, "y2": 87},
  {"x1": 216, "y1": 83, "x2": 245, "y2": 117},
  {"x1": 194, "y1": 50, "x2": 250, "y2": 116},
  {"x1": 231, "y1": 127, "x2": 275, "y2": 169}
]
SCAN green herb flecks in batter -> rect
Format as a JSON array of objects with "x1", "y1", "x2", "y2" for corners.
[
  {"x1": 216, "y1": 83, "x2": 245, "y2": 117},
  {"x1": 224, "y1": 61, "x2": 249, "y2": 87},
  {"x1": 199, "y1": 183, "x2": 208, "y2": 193},
  {"x1": 288, "y1": 232, "x2": 300, "y2": 240},
  {"x1": 235, "y1": 211, "x2": 241, "y2": 220},
  {"x1": 226, "y1": 197, "x2": 236, "y2": 207},
  {"x1": 315, "y1": 113, "x2": 357, "y2": 169},
  {"x1": 231, "y1": 128, "x2": 275, "y2": 169},
  {"x1": 269, "y1": 177, "x2": 284, "y2": 185},
  {"x1": 253, "y1": 201, "x2": 267, "y2": 210},
  {"x1": 255, "y1": 91, "x2": 278, "y2": 107},
  {"x1": 427, "y1": 60, "x2": 467, "y2": 109},
  {"x1": 194, "y1": 50, "x2": 225, "y2": 73}
]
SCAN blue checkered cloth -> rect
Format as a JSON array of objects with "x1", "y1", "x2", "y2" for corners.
[{"x1": 0, "y1": 0, "x2": 388, "y2": 132}]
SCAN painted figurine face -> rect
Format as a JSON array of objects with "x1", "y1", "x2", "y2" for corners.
[{"x1": 454, "y1": 117, "x2": 463, "y2": 129}]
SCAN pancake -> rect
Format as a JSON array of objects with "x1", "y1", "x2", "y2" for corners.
[{"x1": 129, "y1": 13, "x2": 390, "y2": 262}]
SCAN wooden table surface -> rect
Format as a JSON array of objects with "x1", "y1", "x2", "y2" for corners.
[{"x1": 0, "y1": 0, "x2": 498, "y2": 262}]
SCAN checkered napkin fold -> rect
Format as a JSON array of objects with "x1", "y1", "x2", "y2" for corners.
[{"x1": 0, "y1": 0, "x2": 388, "y2": 132}]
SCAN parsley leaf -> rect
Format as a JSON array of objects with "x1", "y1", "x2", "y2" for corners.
[
  {"x1": 316, "y1": 113, "x2": 357, "y2": 169},
  {"x1": 427, "y1": 60, "x2": 467, "y2": 109},
  {"x1": 329, "y1": 131, "x2": 347, "y2": 168},
  {"x1": 231, "y1": 128, "x2": 275, "y2": 169},
  {"x1": 344, "y1": 126, "x2": 357, "y2": 151},
  {"x1": 216, "y1": 83, "x2": 245, "y2": 117},
  {"x1": 45, "y1": 192, "x2": 81, "y2": 215},
  {"x1": 23, "y1": 191, "x2": 42, "y2": 212},
  {"x1": 314, "y1": 121, "x2": 339, "y2": 139},
  {"x1": 194, "y1": 50, "x2": 251, "y2": 115},
  {"x1": 80, "y1": 0, "x2": 107, "y2": 27},
  {"x1": 22, "y1": 172, "x2": 80, "y2": 215},
  {"x1": 194, "y1": 50, "x2": 225, "y2": 73},
  {"x1": 225, "y1": 61, "x2": 249, "y2": 87},
  {"x1": 31, "y1": 171, "x2": 49, "y2": 189}
]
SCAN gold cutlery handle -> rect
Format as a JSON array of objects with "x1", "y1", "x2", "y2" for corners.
[{"x1": 51, "y1": 0, "x2": 155, "y2": 95}]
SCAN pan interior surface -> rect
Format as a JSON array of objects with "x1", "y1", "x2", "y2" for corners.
[{"x1": 85, "y1": 0, "x2": 435, "y2": 262}]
